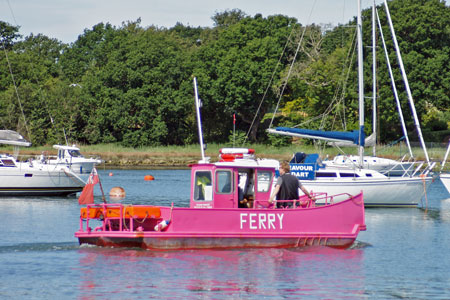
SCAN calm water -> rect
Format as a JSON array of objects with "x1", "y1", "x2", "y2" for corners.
[{"x1": 1, "y1": 169, "x2": 449, "y2": 299}]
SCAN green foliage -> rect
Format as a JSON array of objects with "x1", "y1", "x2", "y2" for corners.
[
  {"x1": 0, "y1": 0, "x2": 448, "y2": 148},
  {"x1": 227, "y1": 130, "x2": 247, "y2": 147},
  {"x1": 0, "y1": 21, "x2": 21, "y2": 49},
  {"x1": 267, "y1": 134, "x2": 292, "y2": 147}
]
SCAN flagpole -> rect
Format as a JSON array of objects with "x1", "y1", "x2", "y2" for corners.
[
  {"x1": 96, "y1": 168, "x2": 107, "y2": 203},
  {"x1": 233, "y1": 113, "x2": 236, "y2": 148}
]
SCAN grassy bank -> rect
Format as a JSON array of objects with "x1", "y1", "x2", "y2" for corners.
[{"x1": 7, "y1": 142, "x2": 449, "y2": 170}]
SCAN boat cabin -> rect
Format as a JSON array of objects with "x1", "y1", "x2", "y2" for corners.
[
  {"x1": 290, "y1": 152, "x2": 386, "y2": 180},
  {"x1": 53, "y1": 145, "x2": 84, "y2": 161},
  {"x1": 189, "y1": 148, "x2": 279, "y2": 209}
]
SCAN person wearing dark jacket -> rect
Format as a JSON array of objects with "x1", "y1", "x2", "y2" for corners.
[{"x1": 269, "y1": 161, "x2": 315, "y2": 208}]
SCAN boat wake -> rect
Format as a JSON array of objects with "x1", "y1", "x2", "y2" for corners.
[
  {"x1": 349, "y1": 240, "x2": 372, "y2": 249},
  {"x1": 0, "y1": 241, "x2": 79, "y2": 253}
]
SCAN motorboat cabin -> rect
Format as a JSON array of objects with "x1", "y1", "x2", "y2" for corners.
[
  {"x1": 190, "y1": 148, "x2": 279, "y2": 209},
  {"x1": 42, "y1": 145, "x2": 102, "y2": 176}
]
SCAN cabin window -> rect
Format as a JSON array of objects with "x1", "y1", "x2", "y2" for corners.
[
  {"x1": 366, "y1": 173, "x2": 373, "y2": 177},
  {"x1": 69, "y1": 150, "x2": 83, "y2": 157},
  {"x1": 315, "y1": 172, "x2": 337, "y2": 178},
  {"x1": 216, "y1": 170, "x2": 232, "y2": 194},
  {"x1": 194, "y1": 171, "x2": 213, "y2": 201},
  {"x1": 257, "y1": 171, "x2": 272, "y2": 192},
  {"x1": 339, "y1": 173, "x2": 360, "y2": 178},
  {"x1": 1, "y1": 159, "x2": 15, "y2": 166}
]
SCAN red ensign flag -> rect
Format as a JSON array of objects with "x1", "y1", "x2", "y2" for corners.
[{"x1": 78, "y1": 168, "x2": 99, "y2": 205}]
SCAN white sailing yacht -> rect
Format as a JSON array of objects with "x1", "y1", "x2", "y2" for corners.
[
  {"x1": 267, "y1": 0, "x2": 434, "y2": 207},
  {"x1": 0, "y1": 130, "x2": 86, "y2": 196}
]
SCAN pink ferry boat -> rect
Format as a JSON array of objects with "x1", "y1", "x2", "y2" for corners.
[{"x1": 75, "y1": 148, "x2": 366, "y2": 250}]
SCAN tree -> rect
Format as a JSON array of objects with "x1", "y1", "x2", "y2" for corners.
[
  {"x1": 212, "y1": 9, "x2": 247, "y2": 27},
  {"x1": 0, "y1": 21, "x2": 21, "y2": 50},
  {"x1": 194, "y1": 13, "x2": 301, "y2": 143},
  {"x1": 77, "y1": 23, "x2": 194, "y2": 146}
]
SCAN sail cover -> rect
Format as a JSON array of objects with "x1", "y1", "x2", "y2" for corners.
[
  {"x1": 329, "y1": 133, "x2": 375, "y2": 147},
  {"x1": 0, "y1": 130, "x2": 31, "y2": 147},
  {"x1": 267, "y1": 127, "x2": 365, "y2": 146}
]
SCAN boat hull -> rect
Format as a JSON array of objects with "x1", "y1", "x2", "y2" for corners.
[
  {"x1": 302, "y1": 177, "x2": 431, "y2": 207},
  {"x1": 78, "y1": 235, "x2": 357, "y2": 250},
  {"x1": 0, "y1": 168, "x2": 84, "y2": 196},
  {"x1": 76, "y1": 193, "x2": 365, "y2": 250},
  {"x1": 440, "y1": 174, "x2": 450, "y2": 194}
]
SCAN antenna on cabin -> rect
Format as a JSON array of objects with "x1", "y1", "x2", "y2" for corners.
[
  {"x1": 63, "y1": 128, "x2": 69, "y2": 146},
  {"x1": 193, "y1": 77, "x2": 208, "y2": 163}
]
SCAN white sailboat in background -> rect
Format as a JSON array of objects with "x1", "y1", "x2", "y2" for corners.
[
  {"x1": 0, "y1": 130, "x2": 86, "y2": 196},
  {"x1": 267, "y1": 0, "x2": 434, "y2": 207},
  {"x1": 325, "y1": 0, "x2": 426, "y2": 177}
]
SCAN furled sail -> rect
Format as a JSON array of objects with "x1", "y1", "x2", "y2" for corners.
[
  {"x1": 267, "y1": 126, "x2": 366, "y2": 146},
  {"x1": 329, "y1": 133, "x2": 375, "y2": 147},
  {"x1": 0, "y1": 130, "x2": 31, "y2": 147}
]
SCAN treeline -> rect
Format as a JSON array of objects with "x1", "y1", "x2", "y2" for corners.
[{"x1": 0, "y1": 0, "x2": 449, "y2": 148}]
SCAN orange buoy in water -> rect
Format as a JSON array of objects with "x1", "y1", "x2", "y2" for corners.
[
  {"x1": 109, "y1": 172, "x2": 113, "y2": 176},
  {"x1": 144, "y1": 175, "x2": 155, "y2": 181},
  {"x1": 109, "y1": 186, "x2": 126, "y2": 199}
]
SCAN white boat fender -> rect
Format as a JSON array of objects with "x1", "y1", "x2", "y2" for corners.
[{"x1": 154, "y1": 220, "x2": 170, "y2": 231}]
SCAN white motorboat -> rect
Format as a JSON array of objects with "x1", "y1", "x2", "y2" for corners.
[
  {"x1": 38, "y1": 144, "x2": 102, "y2": 181},
  {"x1": 0, "y1": 130, "x2": 86, "y2": 196}
]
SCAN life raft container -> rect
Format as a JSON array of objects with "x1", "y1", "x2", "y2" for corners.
[{"x1": 219, "y1": 148, "x2": 255, "y2": 162}]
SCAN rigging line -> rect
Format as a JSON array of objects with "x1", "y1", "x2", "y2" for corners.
[
  {"x1": 334, "y1": 29, "x2": 358, "y2": 131},
  {"x1": 268, "y1": 0, "x2": 318, "y2": 129},
  {"x1": 299, "y1": 19, "x2": 356, "y2": 135},
  {"x1": 325, "y1": 31, "x2": 357, "y2": 133},
  {"x1": 243, "y1": 19, "x2": 295, "y2": 144},
  {"x1": 4, "y1": 0, "x2": 59, "y2": 135},
  {"x1": 319, "y1": 28, "x2": 357, "y2": 132},
  {"x1": 0, "y1": 38, "x2": 31, "y2": 139},
  {"x1": 5, "y1": 0, "x2": 18, "y2": 25}
]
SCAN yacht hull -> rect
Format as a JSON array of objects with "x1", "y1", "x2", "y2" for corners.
[{"x1": 302, "y1": 177, "x2": 431, "y2": 207}]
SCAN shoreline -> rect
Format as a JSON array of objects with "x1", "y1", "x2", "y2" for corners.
[{"x1": 8, "y1": 145, "x2": 449, "y2": 170}]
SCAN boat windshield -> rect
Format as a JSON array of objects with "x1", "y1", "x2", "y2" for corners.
[{"x1": 68, "y1": 150, "x2": 83, "y2": 157}]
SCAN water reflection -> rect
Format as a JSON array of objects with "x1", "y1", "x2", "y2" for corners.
[{"x1": 77, "y1": 246, "x2": 366, "y2": 299}]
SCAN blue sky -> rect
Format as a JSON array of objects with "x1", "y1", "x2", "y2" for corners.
[{"x1": 0, "y1": 0, "x2": 441, "y2": 44}]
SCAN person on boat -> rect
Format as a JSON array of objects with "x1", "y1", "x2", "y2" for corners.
[{"x1": 269, "y1": 161, "x2": 315, "y2": 208}]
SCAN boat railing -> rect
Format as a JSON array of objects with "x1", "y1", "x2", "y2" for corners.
[
  {"x1": 253, "y1": 192, "x2": 355, "y2": 209},
  {"x1": 79, "y1": 203, "x2": 162, "y2": 233},
  {"x1": 33, "y1": 154, "x2": 58, "y2": 165},
  {"x1": 411, "y1": 162, "x2": 424, "y2": 177},
  {"x1": 379, "y1": 160, "x2": 416, "y2": 177}
]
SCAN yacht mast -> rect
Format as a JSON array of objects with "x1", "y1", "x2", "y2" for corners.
[
  {"x1": 376, "y1": 9, "x2": 414, "y2": 158},
  {"x1": 372, "y1": 1, "x2": 377, "y2": 157},
  {"x1": 357, "y1": 0, "x2": 365, "y2": 166},
  {"x1": 383, "y1": 0, "x2": 430, "y2": 165}
]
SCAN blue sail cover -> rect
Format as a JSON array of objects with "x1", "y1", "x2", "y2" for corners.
[{"x1": 273, "y1": 126, "x2": 365, "y2": 146}]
